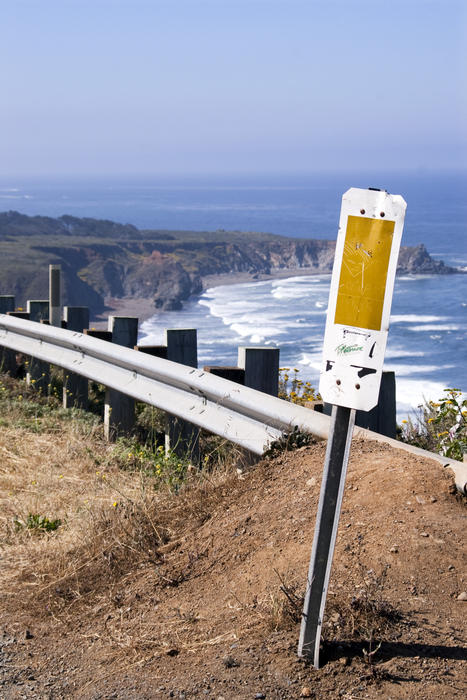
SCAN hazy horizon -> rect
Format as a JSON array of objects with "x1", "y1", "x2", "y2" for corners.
[
  {"x1": 1, "y1": 0, "x2": 465, "y2": 178},
  {"x1": 1, "y1": 166, "x2": 466, "y2": 184}
]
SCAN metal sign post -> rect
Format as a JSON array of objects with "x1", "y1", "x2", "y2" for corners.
[{"x1": 298, "y1": 188, "x2": 406, "y2": 667}]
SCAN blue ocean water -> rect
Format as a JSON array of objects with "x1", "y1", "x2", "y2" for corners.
[
  {"x1": 1, "y1": 172, "x2": 465, "y2": 418},
  {"x1": 1, "y1": 171, "x2": 466, "y2": 265},
  {"x1": 140, "y1": 274, "x2": 466, "y2": 420}
]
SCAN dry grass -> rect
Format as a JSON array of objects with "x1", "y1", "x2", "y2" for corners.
[
  {"x1": 0, "y1": 374, "x2": 405, "y2": 672},
  {"x1": 323, "y1": 562, "x2": 403, "y2": 656},
  {"x1": 263, "y1": 569, "x2": 304, "y2": 631},
  {"x1": 0, "y1": 374, "x2": 239, "y2": 632}
]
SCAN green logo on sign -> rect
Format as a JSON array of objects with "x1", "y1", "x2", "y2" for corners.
[{"x1": 336, "y1": 343, "x2": 363, "y2": 355}]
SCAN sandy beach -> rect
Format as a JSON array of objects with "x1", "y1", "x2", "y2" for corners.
[
  {"x1": 93, "y1": 296, "x2": 161, "y2": 328},
  {"x1": 92, "y1": 266, "x2": 325, "y2": 328}
]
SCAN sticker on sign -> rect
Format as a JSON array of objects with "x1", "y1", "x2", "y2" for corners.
[{"x1": 319, "y1": 188, "x2": 407, "y2": 411}]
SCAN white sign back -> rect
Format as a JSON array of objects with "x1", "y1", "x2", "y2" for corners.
[{"x1": 319, "y1": 188, "x2": 407, "y2": 411}]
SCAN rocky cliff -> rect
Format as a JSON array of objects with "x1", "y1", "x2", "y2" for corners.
[{"x1": 0, "y1": 211, "x2": 460, "y2": 317}]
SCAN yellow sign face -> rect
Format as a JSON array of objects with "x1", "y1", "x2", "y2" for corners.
[{"x1": 334, "y1": 216, "x2": 395, "y2": 330}]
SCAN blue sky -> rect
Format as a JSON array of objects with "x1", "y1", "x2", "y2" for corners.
[{"x1": 1, "y1": 0, "x2": 466, "y2": 176}]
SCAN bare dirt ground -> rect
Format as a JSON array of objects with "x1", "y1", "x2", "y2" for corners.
[{"x1": 0, "y1": 428, "x2": 466, "y2": 699}]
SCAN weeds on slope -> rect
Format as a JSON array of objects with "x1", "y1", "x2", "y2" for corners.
[
  {"x1": 0, "y1": 372, "x2": 243, "y2": 624},
  {"x1": 399, "y1": 388, "x2": 467, "y2": 461}
]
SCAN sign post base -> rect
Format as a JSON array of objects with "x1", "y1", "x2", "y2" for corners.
[{"x1": 298, "y1": 404, "x2": 355, "y2": 668}]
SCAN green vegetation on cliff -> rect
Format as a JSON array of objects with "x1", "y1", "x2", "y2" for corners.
[{"x1": 0, "y1": 210, "x2": 459, "y2": 317}]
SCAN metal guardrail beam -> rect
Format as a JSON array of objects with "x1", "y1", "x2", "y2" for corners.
[
  {"x1": 0, "y1": 314, "x2": 330, "y2": 436},
  {"x1": 1, "y1": 314, "x2": 465, "y2": 493},
  {"x1": 0, "y1": 315, "x2": 282, "y2": 454}
]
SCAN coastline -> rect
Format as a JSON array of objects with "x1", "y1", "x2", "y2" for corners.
[
  {"x1": 93, "y1": 296, "x2": 161, "y2": 328},
  {"x1": 93, "y1": 267, "x2": 327, "y2": 327},
  {"x1": 201, "y1": 265, "x2": 328, "y2": 290},
  {"x1": 91, "y1": 254, "x2": 463, "y2": 329}
]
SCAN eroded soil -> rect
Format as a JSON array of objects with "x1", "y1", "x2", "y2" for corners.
[{"x1": 1, "y1": 439, "x2": 466, "y2": 699}]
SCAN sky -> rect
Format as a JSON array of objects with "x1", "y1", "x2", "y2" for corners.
[{"x1": 1, "y1": 0, "x2": 466, "y2": 176}]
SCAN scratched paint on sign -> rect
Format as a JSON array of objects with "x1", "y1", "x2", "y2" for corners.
[{"x1": 334, "y1": 216, "x2": 395, "y2": 330}]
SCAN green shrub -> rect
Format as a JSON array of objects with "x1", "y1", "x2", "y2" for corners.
[
  {"x1": 15, "y1": 513, "x2": 62, "y2": 534},
  {"x1": 112, "y1": 438, "x2": 193, "y2": 491},
  {"x1": 399, "y1": 388, "x2": 466, "y2": 461}
]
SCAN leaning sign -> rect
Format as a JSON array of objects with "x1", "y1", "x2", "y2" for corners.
[
  {"x1": 298, "y1": 187, "x2": 407, "y2": 667},
  {"x1": 320, "y1": 187, "x2": 406, "y2": 411}
]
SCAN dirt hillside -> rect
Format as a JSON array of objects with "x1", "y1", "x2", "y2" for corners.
[{"x1": 0, "y1": 430, "x2": 466, "y2": 699}]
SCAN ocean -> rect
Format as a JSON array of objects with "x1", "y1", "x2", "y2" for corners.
[{"x1": 1, "y1": 171, "x2": 466, "y2": 420}]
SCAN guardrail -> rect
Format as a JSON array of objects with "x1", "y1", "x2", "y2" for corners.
[
  {"x1": 0, "y1": 314, "x2": 286, "y2": 454},
  {"x1": 1, "y1": 313, "x2": 466, "y2": 495}
]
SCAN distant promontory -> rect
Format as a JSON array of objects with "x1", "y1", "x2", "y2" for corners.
[{"x1": 0, "y1": 211, "x2": 460, "y2": 320}]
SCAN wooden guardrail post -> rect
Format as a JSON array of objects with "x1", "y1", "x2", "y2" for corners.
[
  {"x1": 27, "y1": 300, "x2": 49, "y2": 321},
  {"x1": 84, "y1": 329, "x2": 112, "y2": 341},
  {"x1": 6, "y1": 311, "x2": 30, "y2": 319},
  {"x1": 49, "y1": 264, "x2": 61, "y2": 327},
  {"x1": 134, "y1": 345, "x2": 168, "y2": 359},
  {"x1": 6, "y1": 311, "x2": 30, "y2": 378},
  {"x1": 0, "y1": 296, "x2": 16, "y2": 375},
  {"x1": 165, "y1": 329, "x2": 199, "y2": 460},
  {"x1": 104, "y1": 316, "x2": 138, "y2": 441},
  {"x1": 26, "y1": 300, "x2": 50, "y2": 394},
  {"x1": 203, "y1": 366, "x2": 245, "y2": 384},
  {"x1": 63, "y1": 306, "x2": 90, "y2": 409},
  {"x1": 0, "y1": 296, "x2": 15, "y2": 314},
  {"x1": 238, "y1": 346, "x2": 280, "y2": 396}
]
